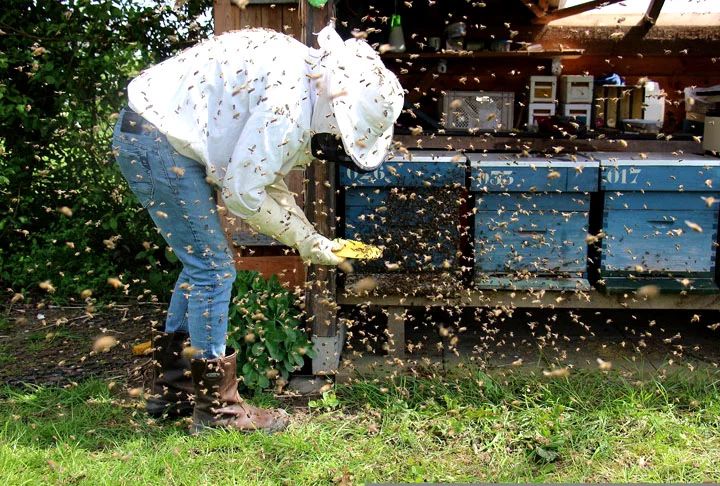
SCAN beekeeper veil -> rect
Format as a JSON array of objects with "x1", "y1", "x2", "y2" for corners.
[{"x1": 309, "y1": 25, "x2": 404, "y2": 172}]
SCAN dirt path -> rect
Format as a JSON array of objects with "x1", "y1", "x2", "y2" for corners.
[
  {"x1": 0, "y1": 302, "x2": 159, "y2": 388},
  {"x1": 2, "y1": 301, "x2": 718, "y2": 389}
]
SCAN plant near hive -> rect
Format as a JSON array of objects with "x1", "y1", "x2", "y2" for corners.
[{"x1": 226, "y1": 271, "x2": 315, "y2": 392}]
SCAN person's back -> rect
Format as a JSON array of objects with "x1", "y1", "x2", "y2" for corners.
[{"x1": 128, "y1": 28, "x2": 314, "y2": 189}]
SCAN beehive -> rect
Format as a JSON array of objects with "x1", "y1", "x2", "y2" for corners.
[
  {"x1": 527, "y1": 103, "x2": 556, "y2": 128},
  {"x1": 469, "y1": 153, "x2": 600, "y2": 290},
  {"x1": 560, "y1": 75, "x2": 594, "y2": 104},
  {"x1": 597, "y1": 152, "x2": 720, "y2": 294},
  {"x1": 593, "y1": 85, "x2": 645, "y2": 129},
  {"x1": 340, "y1": 151, "x2": 467, "y2": 273},
  {"x1": 561, "y1": 103, "x2": 593, "y2": 125},
  {"x1": 529, "y1": 76, "x2": 558, "y2": 103}
]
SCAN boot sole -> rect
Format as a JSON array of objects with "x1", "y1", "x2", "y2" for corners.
[{"x1": 188, "y1": 421, "x2": 288, "y2": 436}]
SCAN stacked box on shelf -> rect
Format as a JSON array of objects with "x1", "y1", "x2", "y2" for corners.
[
  {"x1": 528, "y1": 104, "x2": 556, "y2": 128},
  {"x1": 528, "y1": 76, "x2": 557, "y2": 129},
  {"x1": 597, "y1": 153, "x2": 720, "y2": 294},
  {"x1": 442, "y1": 91, "x2": 515, "y2": 131},
  {"x1": 340, "y1": 151, "x2": 467, "y2": 273},
  {"x1": 530, "y1": 76, "x2": 557, "y2": 102},
  {"x1": 561, "y1": 104, "x2": 592, "y2": 125},
  {"x1": 593, "y1": 85, "x2": 644, "y2": 129},
  {"x1": 559, "y1": 75, "x2": 593, "y2": 127},
  {"x1": 469, "y1": 153, "x2": 600, "y2": 290},
  {"x1": 560, "y1": 75, "x2": 594, "y2": 105},
  {"x1": 683, "y1": 86, "x2": 714, "y2": 134}
]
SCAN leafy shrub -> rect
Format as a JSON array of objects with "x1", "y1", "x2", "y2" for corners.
[
  {"x1": 0, "y1": 0, "x2": 211, "y2": 303},
  {"x1": 226, "y1": 271, "x2": 316, "y2": 392},
  {"x1": 0, "y1": 156, "x2": 180, "y2": 302}
]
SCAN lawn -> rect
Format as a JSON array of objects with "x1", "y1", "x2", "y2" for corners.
[{"x1": 1, "y1": 364, "x2": 719, "y2": 485}]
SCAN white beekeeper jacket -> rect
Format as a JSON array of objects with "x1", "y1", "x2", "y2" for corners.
[{"x1": 127, "y1": 28, "x2": 316, "y2": 220}]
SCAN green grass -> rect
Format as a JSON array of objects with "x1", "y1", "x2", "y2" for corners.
[
  {"x1": 0, "y1": 343, "x2": 13, "y2": 364},
  {"x1": 1, "y1": 367, "x2": 719, "y2": 484}
]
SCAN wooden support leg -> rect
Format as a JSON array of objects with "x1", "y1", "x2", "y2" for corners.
[
  {"x1": 386, "y1": 306, "x2": 406, "y2": 359},
  {"x1": 312, "y1": 318, "x2": 346, "y2": 376},
  {"x1": 302, "y1": 0, "x2": 339, "y2": 378}
]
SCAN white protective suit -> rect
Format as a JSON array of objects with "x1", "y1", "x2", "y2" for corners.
[
  {"x1": 127, "y1": 26, "x2": 403, "y2": 265},
  {"x1": 127, "y1": 28, "x2": 339, "y2": 264}
]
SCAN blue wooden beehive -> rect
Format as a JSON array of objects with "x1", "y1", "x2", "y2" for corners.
[
  {"x1": 598, "y1": 152, "x2": 720, "y2": 294},
  {"x1": 339, "y1": 151, "x2": 467, "y2": 273},
  {"x1": 468, "y1": 153, "x2": 600, "y2": 290}
]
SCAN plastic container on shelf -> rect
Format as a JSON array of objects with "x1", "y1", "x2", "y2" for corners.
[{"x1": 489, "y1": 40, "x2": 511, "y2": 52}]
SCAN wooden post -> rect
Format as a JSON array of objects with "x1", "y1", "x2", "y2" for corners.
[
  {"x1": 213, "y1": 0, "x2": 341, "y2": 376},
  {"x1": 301, "y1": 1, "x2": 338, "y2": 342},
  {"x1": 213, "y1": 2, "x2": 306, "y2": 290},
  {"x1": 213, "y1": 0, "x2": 234, "y2": 35}
]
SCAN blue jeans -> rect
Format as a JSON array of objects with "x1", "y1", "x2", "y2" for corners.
[{"x1": 112, "y1": 107, "x2": 236, "y2": 359}]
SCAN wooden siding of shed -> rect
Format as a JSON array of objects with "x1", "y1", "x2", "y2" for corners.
[{"x1": 215, "y1": 0, "x2": 301, "y2": 38}]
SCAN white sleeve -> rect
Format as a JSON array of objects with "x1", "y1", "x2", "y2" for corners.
[
  {"x1": 220, "y1": 110, "x2": 305, "y2": 219},
  {"x1": 265, "y1": 176, "x2": 314, "y2": 230}
]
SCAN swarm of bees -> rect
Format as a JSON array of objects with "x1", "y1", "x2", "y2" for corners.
[{"x1": 7, "y1": 0, "x2": 720, "y2": 414}]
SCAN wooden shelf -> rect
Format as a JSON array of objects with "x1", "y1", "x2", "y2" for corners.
[
  {"x1": 337, "y1": 274, "x2": 720, "y2": 310},
  {"x1": 381, "y1": 49, "x2": 585, "y2": 60},
  {"x1": 391, "y1": 134, "x2": 704, "y2": 154},
  {"x1": 338, "y1": 285, "x2": 720, "y2": 311},
  {"x1": 337, "y1": 275, "x2": 720, "y2": 359}
]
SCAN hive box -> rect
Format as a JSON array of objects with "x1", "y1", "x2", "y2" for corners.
[
  {"x1": 340, "y1": 151, "x2": 467, "y2": 273},
  {"x1": 560, "y1": 75, "x2": 594, "y2": 104},
  {"x1": 561, "y1": 103, "x2": 592, "y2": 126},
  {"x1": 527, "y1": 103, "x2": 556, "y2": 128},
  {"x1": 468, "y1": 154, "x2": 600, "y2": 290},
  {"x1": 593, "y1": 85, "x2": 645, "y2": 129},
  {"x1": 597, "y1": 153, "x2": 720, "y2": 294},
  {"x1": 529, "y1": 76, "x2": 558, "y2": 104}
]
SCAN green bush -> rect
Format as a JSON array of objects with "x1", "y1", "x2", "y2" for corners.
[
  {"x1": 0, "y1": 0, "x2": 211, "y2": 303},
  {"x1": 0, "y1": 155, "x2": 180, "y2": 302},
  {"x1": 226, "y1": 271, "x2": 316, "y2": 393}
]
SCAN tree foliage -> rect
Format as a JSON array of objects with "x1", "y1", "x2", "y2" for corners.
[{"x1": 0, "y1": 0, "x2": 212, "y2": 302}]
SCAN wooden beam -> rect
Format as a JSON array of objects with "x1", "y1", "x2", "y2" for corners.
[
  {"x1": 623, "y1": 0, "x2": 666, "y2": 40},
  {"x1": 387, "y1": 307, "x2": 406, "y2": 358},
  {"x1": 521, "y1": 0, "x2": 546, "y2": 19},
  {"x1": 213, "y1": 0, "x2": 234, "y2": 34},
  {"x1": 392, "y1": 135, "x2": 704, "y2": 157},
  {"x1": 532, "y1": 0, "x2": 626, "y2": 24},
  {"x1": 301, "y1": 1, "x2": 339, "y2": 339},
  {"x1": 338, "y1": 287, "x2": 720, "y2": 311},
  {"x1": 642, "y1": 0, "x2": 666, "y2": 27}
]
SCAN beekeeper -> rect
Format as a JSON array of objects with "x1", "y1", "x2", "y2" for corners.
[{"x1": 111, "y1": 24, "x2": 404, "y2": 434}]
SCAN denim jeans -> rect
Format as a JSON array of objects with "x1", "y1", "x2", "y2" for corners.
[{"x1": 112, "y1": 107, "x2": 237, "y2": 359}]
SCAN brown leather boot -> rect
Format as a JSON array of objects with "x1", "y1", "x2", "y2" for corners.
[
  {"x1": 145, "y1": 331, "x2": 194, "y2": 419},
  {"x1": 189, "y1": 347, "x2": 289, "y2": 435}
]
